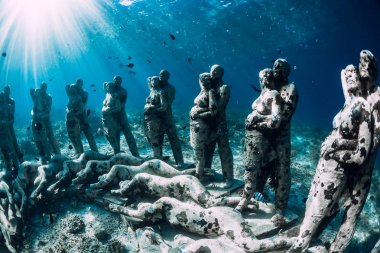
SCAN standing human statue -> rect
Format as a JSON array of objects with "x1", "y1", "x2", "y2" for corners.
[
  {"x1": 325, "y1": 50, "x2": 380, "y2": 252},
  {"x1": 102, "y1": 76, "x2": 140, "y2": 157},
  {"x1": 287, "y1": 64, "x2": 372, "y2": 253},
  {"x1": 144, "y1": 76, "x2": 166, "y2": 158},
  {"x1": 30, "y1": 82, "x2": 61, "y2": 164},
  {"x1": 236, "y1": 68, "x2": 283, "y2": 212},
  {"x1": 268, "y1": 58, "x2": 298, "y2": 224},
  {"x1": 65, "y1": 78, "x2": 98, "y2": 156},
  {"x1": 3, "y1": 85, "x2": 23, "y2": 162},
  {"x1": 190, "y1": 72, "x2": 218, "y2": 180},
  {"x1": 0, "y1": 92, "x2": 19, "y2": 179},
  {"x1": 204, "y1": 64, "x2": 234, "y2": 188},
  {"x1": 158, "y1": 69, "x2": 185, "y2": 167}
]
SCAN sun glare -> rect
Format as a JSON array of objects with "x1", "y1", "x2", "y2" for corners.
[{"x1": 0, "y1": 0, "x2": 111, "y2": 84}]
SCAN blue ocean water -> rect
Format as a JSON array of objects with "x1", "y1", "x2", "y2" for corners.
[
  {"x1": 0, "y1": 0, "x2": 380, "y2": 252},
  {"x1": 1, "y1": 0, "x2": 379, "y2": 127}
]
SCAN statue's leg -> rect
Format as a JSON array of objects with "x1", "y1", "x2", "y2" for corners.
[
  {"x1": 288, "y1": 159, "x2": 347, "y2": 252},
  {"x1": 120, "y1": 112, "x2": 140, "y2": 157},
  {"x1": 274, "y1": 133, "x2": 291, "y2": 215},
  {"x1": 66, "y1": 117, "x2": 84, "y2": 155},
  {"x1": 216, "y1": 123, "x2": 234, "y2": 183},
  {"x1": 103, "y1": 114, "x2": 121, "y2": 154},
  {"x1": 164, "y1": 116, "x2": 184, "y2": 165},
  {"x1": 329, "y1": 158, "x2": 374, "y2": 252},
  {"x1": 45, "y1": 118, "x2": 61, "y2": 155},
  {"x1": 236, "y1": 130, "x2": 266, "y2": 211},
  {"x1": 80, "y1": 113, "x2": 98, "y2": 152},
  {"x1": 145, "y1": 116, "x2": 163, "y2": 159}
]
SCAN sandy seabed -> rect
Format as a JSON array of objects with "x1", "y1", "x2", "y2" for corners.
[{"x1": 3, "y1": 110, "x2": 379, "y2": 253}]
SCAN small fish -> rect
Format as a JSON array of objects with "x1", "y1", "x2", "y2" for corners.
[
  {"x1": 49, "y1": 78, "x2": 53, "y2": 82},
  {"x1": 87, "y1": 109, "x2": 91, "y2": 116},
  {"x1": 253, "y1": 192, "x2": 267, "y2": 204},
  {"x1": 187, "y1": 57, "x2": 192, "y2": 64},
  {"x1": 68, "y1": 144, "x2": 73, "y2": 150},
  {"x1": 133, "y1": 71, "x2": 137, "y2": 75},
  {"x1": 169, "y1": 33, "x2": 176, "y2": 40},
  {"x1": 93, "y1": 89, "x2": 96, "y2": 92},
  {"x1": 293, "y1": 65, "x2": 297, "y2": 70},
  {"x1": 129, "y1": 71, "x2": 133, "y2": 74},
  {"x1": 163, "y1": 41, "x2": 167, "y2": 45},
  {"x1": 1, "y1": 52, "x2": 6, "y2": 57},
  {"x1": 181, "y1": 125, "x2": 187, "y2": 130},
  {"x1": 147, "y1": 59, "x2": 151, "y2": 63},
  {"x1": 250, "y1": 84, "x2": 261, "y2": 93},
  {"x1": 27, "y1": 126, "x2": 31, "y2": 130},
  {"x1": 115, "y1": 56, "x2": 119, "y2": 59},
  {"x1": 276, "y1": 47, "x2": 282, "y2": 54},
  {"x1": 89, "y1": 84, "x2": 95, "y2": 87},
  {"x1": 34, "y1": 157, "x2": 39, "y2": 161},
  {"x1": 108, "y1": 56, "x2": 112, "y2": 59},
  {"x1": 49, "y1": 213, "x2": 54, "y2": 224},
  {"x1": 127, "y1": 56, "x2": 132, "y2": 60},
  {"x1": 126, "y1": 63, "x2": 134, "y2": 68},
  {"x1": 119, "y1": 64, "x2": 123, "y2": 67},
  {"x1": 34, "y1": 122, "x2": 43, "y2": 130}
]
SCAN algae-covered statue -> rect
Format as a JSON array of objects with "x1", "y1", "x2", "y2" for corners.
[
  {"x1": 102, "y1": 76, "x2": 140, "y2": 157},
  {"x1": 204, "y1": 64, "x2": 234, "y2": 188},
  {"x1": 109, "y1": 172, "x2": 253, "y2": 208},
  {"x1": 144, "y1": 76, "x2": 166, "y2": 159},
  {"x1": 30, "y1": 82, "x2": 61, "y2": 164},
  {"x1": 0, "y1": 92, "x2": 20, "y2": 179},
  {"x1": 158, "y1": 69, "x2": 185, "y2": 167},
  {"x1": 287, "y1": 64, "x2": 372, "y2": 252},
  {"x1": 265, "y1": 58, "x2": 298, "y2": 224},
  {"x1": 4, "y1": 85, "x2": 23, "y2": 163},
  {"x1": 190, "y1": 72, "x2": 218, "y2": 180},
  {"x1": 236, "y1": 68, "x2": 283, "y2": 212},
  {"x1": 108, "y1": 197, "x2": 295, "y2": 252},
  {"x1": 65, "y1": 79, "x2": 98, "y2": 156}
]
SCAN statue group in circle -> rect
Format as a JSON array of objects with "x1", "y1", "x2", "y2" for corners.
[{"x1": 0, "y1": 50, "x2": 378, "y2": 253}]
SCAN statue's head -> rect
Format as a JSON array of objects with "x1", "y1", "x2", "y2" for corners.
[
  {"x1": 344, "y1": 64, "x2": 361, "y2": 95},
  {"x1": 113, "y1": 75, "x2": 122, "y2": 87},
  {"x1": 40, "y1": 82, "x2": 48, "y2": 93},
  {"x1": 199, "y1": 72, "x2": 212, "y2": 90},
  {"x1": 259, "y1": 68, "x2": 275, "y2": 90},
  {"x1": 273, "y1": 58, "x2": 291, "y2": 81},
  {"x1": 159, "y1": 69, "x2": 170, "y2": 82},
  {"x1": 359, "y1": 50, "x2": 377, "y2": 81},
  {"x1": 210, "y1": 64, "x2": 224, "y2": 80},
  {"x1": 3, "y1": 85, "x2": 10, "y2": 97},
  {"x1": 75, "y1": 78, "x2": 83, "y2": 88}
]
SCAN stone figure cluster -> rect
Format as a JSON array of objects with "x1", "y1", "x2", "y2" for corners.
[{"x1": 0, "y1": 51, "x2": 378, "y2": 253}]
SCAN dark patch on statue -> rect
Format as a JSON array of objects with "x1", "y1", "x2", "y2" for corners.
[
  {"x1": 175, "y1": 211, "x2": 188, "y2": 223},
  {"x1": 193, "y1": 218, "x2": 207, "y2": 227},
  {"x1": 324, "y1": 183, "x2": 337, "y2": 200},
  {"x1": 360, "y1": 147, "x2": 367, "y2": 157}
]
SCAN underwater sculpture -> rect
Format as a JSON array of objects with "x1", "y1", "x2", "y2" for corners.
[
  {"x1": 287, "y1": 64, "x2": 372, "y2": 252},
  {"x1": 158, "y1": 69, "x2": 185, "y2": 167},
  {"x1": 0, "y1": 175, "x2": 26, "y2": 253},
  {"x1": 108, "y1": 197, "x2": 295, "y2": 252},
  {"x1": 71, "y1": 152, "x2": 145, "y2": 185},
  {"x1": 30, "y1": 82, "x2": 61, "y2": 164},
  {"x1": 143, "y1": 76, "x2": 166, "y2": 159},
  {"x1": 261, "y1": 58, "x2": 298, "y2": 224},
  {"x1": 3, "y1": 86, "x2": 23, "y2": 163},
  {"x1": 102, "y1": 76, "x2": 140, "y2": 157},
  {"x1": 371, "y1": 238, "x2": 380, "y2": 253},
  {"x1": 190, "y1": 72, "x2": 218, "y2": 180},
  {"x1": 204, "y1": 64, "x2": 234, "y2": 188},
  {"x1": 88, "y1": 160, "x2": 196, "y2": 189},
  {"x1": 322, "y1": 50, "x2": 380, "y2": 252},
  {"x1": 236, "y1": 68, "x2": 283, "y2": 212},
  {"x1": 65, "y1": 79, "x2": 98, "y2": 156},
  {"x1": 109, "y1": 172, "x2": 252, "y2": 208},
  {"x1": 0, "y1": 92, "x2": 20, "y2": 179}
]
